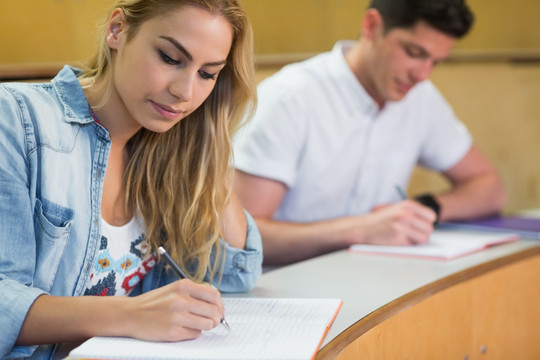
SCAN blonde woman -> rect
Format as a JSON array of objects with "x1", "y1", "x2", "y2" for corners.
[{"x1": 0, "y1": 0, "x2": 262, "y2": 358}]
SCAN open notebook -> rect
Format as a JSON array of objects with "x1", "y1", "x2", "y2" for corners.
[
  {"x1": 68, "y1": 297, "x2": 343, "y2": 360},
  {"x1": 349, "y1": 229, "x2": 519, "y2": 260}
]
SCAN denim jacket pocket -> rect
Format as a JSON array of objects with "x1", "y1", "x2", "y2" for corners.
[{"x1": 33, "y1": 198, "x2": 73, "y2": 292}]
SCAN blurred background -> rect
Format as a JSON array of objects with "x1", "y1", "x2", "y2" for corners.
[{"x1": 1, "y1": 0, "x2": 539, "y2": 214}]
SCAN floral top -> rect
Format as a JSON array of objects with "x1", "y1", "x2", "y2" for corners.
[{"x1": 85, "y1": 218, "x2": 156, "y2": 296}]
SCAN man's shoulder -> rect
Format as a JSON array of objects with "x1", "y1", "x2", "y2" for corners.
[{"x1": 260, "y1": 52, "x2": 334, "y2": 89}]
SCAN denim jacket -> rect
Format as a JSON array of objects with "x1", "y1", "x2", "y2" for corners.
[{"x1": 0, "y1": 66, "x2": 263, "y2": 360}]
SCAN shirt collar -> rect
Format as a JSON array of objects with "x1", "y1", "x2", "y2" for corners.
[
  {"x1": 330, "y1": 41, "x2": 380, "y2": 116},
  {"x1": 51, "y1": 65, "x2": 94, "y2": 125}
]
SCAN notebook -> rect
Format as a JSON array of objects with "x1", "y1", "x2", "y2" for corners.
[
  {"x1": 68, "y1": 297, "x2": 343, "y2": 360},
  {"x1": 348, "y1": 229, "x2": 519, "y2": 260},
  {"x1": 440, "y1": 215, "x2": 540, "y2": 240}
]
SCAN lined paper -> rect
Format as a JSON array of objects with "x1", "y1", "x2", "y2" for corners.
[{"x1": 68, "y1": 298, "x2": 342, "y2": 360}]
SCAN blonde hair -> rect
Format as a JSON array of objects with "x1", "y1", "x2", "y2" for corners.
[{"x1": 80, "y1": 0, "x2": 256, "y2": 282}]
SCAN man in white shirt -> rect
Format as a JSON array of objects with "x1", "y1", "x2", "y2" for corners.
[{"x1": 234, "y1": 0, "x2": 507, "y2": 265}]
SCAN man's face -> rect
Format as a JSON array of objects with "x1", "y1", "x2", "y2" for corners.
[{"x1": 366, "y1": 20, "x2": 456, "y2": 105}]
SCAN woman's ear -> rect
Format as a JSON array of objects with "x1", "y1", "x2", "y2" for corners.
[{"x1": 106, "y1": 8, "x2": 127, "y2": 50}]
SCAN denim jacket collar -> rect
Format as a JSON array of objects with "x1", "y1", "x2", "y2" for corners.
[{"x1": 52, "y1": 65, "x2": 95, "y2": 126}]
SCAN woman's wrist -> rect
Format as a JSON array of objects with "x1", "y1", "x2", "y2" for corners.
[{"x1": 82, "y1": 296, "x2": 133, "y2": 338}]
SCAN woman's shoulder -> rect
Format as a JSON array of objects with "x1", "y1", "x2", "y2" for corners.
[
  {"x1": 0, "y1": 68, "x2": 95, "y2": 154},
  {"x1": 0, "y1": 82, "x2": 67, "y2": 150},
  {"x1": 1, "y1": 66, "x2": 93, "y2": 128},
  {"x1": 1, "y1": 79, "x2": 62, "y2": 119}
]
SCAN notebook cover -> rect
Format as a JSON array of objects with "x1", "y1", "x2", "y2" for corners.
[{"x1": 440, "y1": 216, "x2": 540, "y2": 239}]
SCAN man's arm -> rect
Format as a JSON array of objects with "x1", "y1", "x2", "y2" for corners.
[
  {"x1": 234, "y1": 170, "x2": 436, "y2": 265},
  {"x1": 436, "y1": 144, "x2": 507, "y2": 222}
]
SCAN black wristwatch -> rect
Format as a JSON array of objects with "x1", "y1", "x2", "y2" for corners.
[{"x1": 414, "y1": 194, "x2": 441, "y2": 225}]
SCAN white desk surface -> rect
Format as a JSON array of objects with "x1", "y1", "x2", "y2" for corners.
[{"x1": 232, "y1": 239, "x2": 540, "y2": 352}]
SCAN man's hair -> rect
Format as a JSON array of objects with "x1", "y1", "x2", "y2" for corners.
[{"x1": 368, "y1": 0, "x2": 474, "y2": 38}]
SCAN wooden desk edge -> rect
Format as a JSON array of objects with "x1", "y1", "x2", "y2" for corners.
[
  {"x1": 316, "y1": 245, "x2": 540, "y2": 359},
  {"x1": 0, "y1": 63, "x2": 65, "y2": 81}
]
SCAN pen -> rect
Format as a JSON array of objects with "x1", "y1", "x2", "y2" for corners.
[
  {"x1": 158, "y1": 246, "x2": 231, "y2": 332},
  {"x1": 395, "y1": 185, "x2": 407, "y2": 200}
]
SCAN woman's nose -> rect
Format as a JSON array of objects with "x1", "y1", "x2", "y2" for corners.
[{"x1": 169, "y1": 71, "x2": 195, "y2": 102}]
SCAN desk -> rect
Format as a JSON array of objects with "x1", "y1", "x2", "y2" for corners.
[
  {"x1": 241, "y1": 240, "x2": 540, "y2": 359},
  {"x1": 0, "y1": 63, "x2": 62, "y2": 81}
]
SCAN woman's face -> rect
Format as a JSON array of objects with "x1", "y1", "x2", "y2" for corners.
[{"x1": 107, "y1": 5, "x2": 233, "y2": 133}]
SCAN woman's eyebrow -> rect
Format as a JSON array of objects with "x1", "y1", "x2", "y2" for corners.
[
  {"x1": 160, "y1": 36, "x2": 192, "y2": 61},
  {"x1": 159, "y1": 35, "x2": 227, "y2": 67}
]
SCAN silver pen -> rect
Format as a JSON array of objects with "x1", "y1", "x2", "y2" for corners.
[{"x1": 158, "y1": 246, "x2": 231, "y2": 332}]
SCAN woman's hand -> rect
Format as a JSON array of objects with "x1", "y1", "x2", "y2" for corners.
[
  {"x1": 17, "y1": 279, "x2": 223, "y2": 345},
  {"x1": 124, "y1": 279, "x2": 224, "y2": 341}
]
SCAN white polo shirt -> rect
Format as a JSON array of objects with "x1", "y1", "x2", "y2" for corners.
[{"x1": 234, "y1": 41, "x2": 472, "y2": 223}]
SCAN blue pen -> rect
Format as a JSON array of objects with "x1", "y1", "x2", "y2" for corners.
[
  {"x1": 395, "y1": 185, "x2": 408, "y2": 200},
  {"x1": 158, "y1": 246, "x2": 231, "y2": 332}
]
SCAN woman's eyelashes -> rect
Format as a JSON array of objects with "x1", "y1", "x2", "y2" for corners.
[
  {"x1": 159, "y1": 50, "x2": 217, "y2": 80},
  {"x1": 159, "y1": 50, "x2": 181, "y2": 65},
  {"x1": 198, "y1": 70, "x2": 217, "y2": 80}
]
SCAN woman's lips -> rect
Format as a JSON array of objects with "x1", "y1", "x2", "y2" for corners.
[{"x1": 151, "y1": 101, "x2": 184, "y2": 120}]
